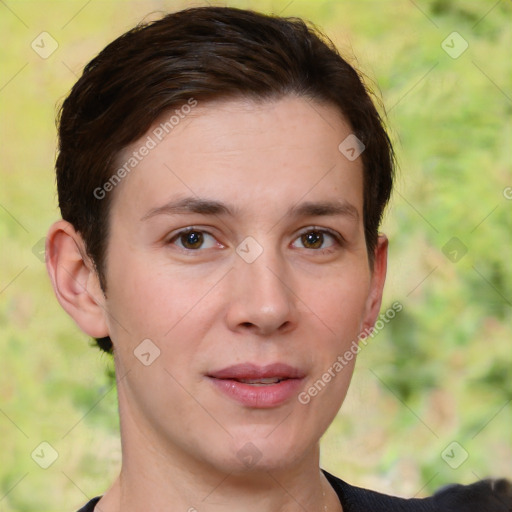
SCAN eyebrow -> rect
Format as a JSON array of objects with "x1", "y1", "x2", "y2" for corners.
[{"x1": 141, "y1": 196, "x2": 359, "y2": 222}]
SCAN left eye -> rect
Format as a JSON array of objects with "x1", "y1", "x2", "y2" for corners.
[{"x1": 292, "y1": 229, "x2": 339, "y2": 251}]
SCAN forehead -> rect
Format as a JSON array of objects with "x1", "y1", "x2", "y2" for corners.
[{"x1": 111, "y1": 96, "x2": 364, "y2": 220}]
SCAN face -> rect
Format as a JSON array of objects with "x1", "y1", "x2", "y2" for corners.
[{"x1": 101, "y1": 96, "x2": 386, "y2": 474}]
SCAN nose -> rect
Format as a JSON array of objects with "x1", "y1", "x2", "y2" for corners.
[{"x1": 225, "y1": 247, "x2": 298, "y2": 337}]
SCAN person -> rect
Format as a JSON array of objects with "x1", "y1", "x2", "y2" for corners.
[{"x1": 45, "y1": 6, "x2": 511, "y2": 512}]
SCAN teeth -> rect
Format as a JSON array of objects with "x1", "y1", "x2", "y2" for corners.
[{"x1": 238, "y1": 377, "x2": 282, "y2": 385}]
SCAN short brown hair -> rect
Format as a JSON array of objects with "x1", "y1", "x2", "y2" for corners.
[{"x1": 56, "y1": 6, "x2": 395, "y2": 353}]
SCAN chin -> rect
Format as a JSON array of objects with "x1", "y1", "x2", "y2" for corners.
[{"x1": 219, "y1": 428, "x2": 313, "y2": 475}]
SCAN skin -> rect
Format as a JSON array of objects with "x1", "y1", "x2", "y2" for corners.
[{"x1": 46, "y1": 95, "x2": 387, "y2": 512}]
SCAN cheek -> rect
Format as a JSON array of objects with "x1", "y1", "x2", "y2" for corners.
[
  {"x1": 296, "y1": 277, "x2": 369, "y2": 430},
  {"x1": 104, "y1": 254, "x2": 224, "y2": 357},
  {"x1": 310, "y1": 271, "x2": 371, "y2": 337},
  {"x1": 105, "y1": 257, "x2": 183, "y2": 343}
]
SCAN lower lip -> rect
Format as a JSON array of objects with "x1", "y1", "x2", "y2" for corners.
[{"x1": 209, "y1": 377, "x2": 304, "y2": 408}]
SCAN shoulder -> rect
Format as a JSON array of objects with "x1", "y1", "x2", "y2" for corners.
[
  {"x1": 76, "y1": 496, "x2": 102, "y2": 512},
  {"x1": 432, "y1": 479, "x2": 512, "y2": 511},
  {"x1": 323, "y1": 470, "x2": 512, "y2": 512}
]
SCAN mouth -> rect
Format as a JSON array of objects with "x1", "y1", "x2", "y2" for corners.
[
  {"x1": 207, "y1": 363, "x2": 305, "y2": 408},
  {"x1": 235, "y1": 377, "x2": 285, "y2": 385}
]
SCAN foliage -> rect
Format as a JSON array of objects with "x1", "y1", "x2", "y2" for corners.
[{"x1": 1, "y1": 0, "x2": 510, "y2": 509}]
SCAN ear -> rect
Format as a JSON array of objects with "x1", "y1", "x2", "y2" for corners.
[
  {"x1": 360, "y1": 234, "x2": 388, "y2": 334},
  {"x1": 45, "y1": 220, "x2": 109, "y2": 338}
]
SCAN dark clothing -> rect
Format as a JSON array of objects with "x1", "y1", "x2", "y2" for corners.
[
  {"x1": 77, "y1": 496, "x2": 100, "y2": 511},
  {"x1": 76, "y1": 470, "x2": 512, "y2": 511},
  {"x1": 324, "y1": 471, "x2": 512, "y2": 511}
]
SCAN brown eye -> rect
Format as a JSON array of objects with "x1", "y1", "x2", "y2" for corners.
[
  {"x1": 292, "y1": 229, "x2": 339, "y2": 251},
  {"x1": 169, "y1": 229, "x2": 218, "y2": 251},
  {"x1": 180, "y1": 231, "x2": 204, "y2": 249},
  {"x1": 301, "y1": 231, "x2": 324, "y2": 249}
]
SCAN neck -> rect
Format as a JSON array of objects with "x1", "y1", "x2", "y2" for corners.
[{"x1": 96, "y1": 391, "x2": 342, "y2": 512}]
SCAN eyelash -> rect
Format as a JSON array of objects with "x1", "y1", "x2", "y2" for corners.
[{"x1": 167, "y1": 226, "x2": 344, "y2": 254}]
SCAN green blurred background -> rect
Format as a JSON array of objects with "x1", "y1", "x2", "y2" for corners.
[{"x1": 1, "y1": 0, "x2": 510, "y2": 510}]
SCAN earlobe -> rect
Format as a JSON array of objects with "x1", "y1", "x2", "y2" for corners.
[
  {"x1": 45, "y1": 220, "x2": 109, "y2": 338},
  {"x1": 361, "y1": 234, "x2": 388, "y2": 335}
]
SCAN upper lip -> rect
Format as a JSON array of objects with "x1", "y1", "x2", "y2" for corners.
[{"x1": 208, "y1": 363, "x2": 305, "y2": 380}]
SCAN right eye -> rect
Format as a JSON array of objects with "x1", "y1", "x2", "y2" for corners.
[{"x1": 168, "y1": 228, "x2": 220, "y2": 251}]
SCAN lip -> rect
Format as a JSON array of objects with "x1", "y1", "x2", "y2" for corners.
[{"x1": 207, "y1": 363, "x2": 305, "y2": 408}]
